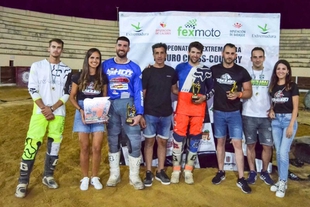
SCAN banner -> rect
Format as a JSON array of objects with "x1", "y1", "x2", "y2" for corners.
[
  {"x1": 119, "y1": 11, "x2": 280, "y2": 170},
  {"x1": 15, "y1": 67, "x2": 30, "y2": 87}
]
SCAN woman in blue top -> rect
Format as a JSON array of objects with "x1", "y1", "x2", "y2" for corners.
[{"x1": 69, "y1": 48, "x2": 108, "y2": 191}]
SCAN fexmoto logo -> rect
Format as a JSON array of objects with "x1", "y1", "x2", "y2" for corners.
[{"x1": 177, "y1": 19, "x2": 221, "y2": 38}]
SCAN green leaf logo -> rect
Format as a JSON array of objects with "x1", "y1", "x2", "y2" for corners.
[
  {"x1": 258, "y1": 24, "x2": 269, "y2": 34},
  {"x1": 131, "y1": 22, "x2": 142, "y2": 32}
]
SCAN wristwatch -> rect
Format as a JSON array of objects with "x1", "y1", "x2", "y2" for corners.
[{"x1": 50, "y1": 106, "x2": 55, "y2": 112}]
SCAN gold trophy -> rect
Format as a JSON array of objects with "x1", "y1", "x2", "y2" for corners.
[
  {"x1": 126, "y1": 103, "x2": 136, "y2": 125},
  {"x1": 230, "y1": 81, "x2": 237, "y2": 93},
  {"x1": 191, "y1": 81, "x2": 201, "y2": 102}
]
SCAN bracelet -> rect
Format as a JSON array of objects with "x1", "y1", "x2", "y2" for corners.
[
  {"x1": 77, "y1": 108, "x2": 81, "y2": 111},
  {"x1": 238, "y1": 92, "x2": 243, "y2": 98},
  {"x1": 50, "y1": 106, "x2": 54, "y2": 112}
]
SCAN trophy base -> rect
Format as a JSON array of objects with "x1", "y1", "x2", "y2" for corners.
[
  {"x1": 191, "y1": 95, "x2": 199, "y2": 102},
  {"x1": 126, "y1": 118, "x2": 134, "y2": 125}
]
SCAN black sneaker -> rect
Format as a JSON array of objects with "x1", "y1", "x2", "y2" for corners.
[
  {"x1": 260, "y1": 171, "x2": 274, "y2": 185},
  {"x1": 237, "y1": 177, "x2": 252, "y2": 194},
  {"x1": 144, "y1": 171, "x2": 154, "y2": 187},
  {"x1": 155, "y1": 169, "x2": 170, "y2": 185},
  {"x1": 212, "y1": 170, "x2": 225, "y2": 184}
]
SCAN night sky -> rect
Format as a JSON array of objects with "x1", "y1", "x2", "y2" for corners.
[{"x1": 1, "y1": 0, "x2": 309, "y2": 29}]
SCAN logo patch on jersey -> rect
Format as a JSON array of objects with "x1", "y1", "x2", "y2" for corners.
[
  {"x1": 112, "y1": 90, "x2": 118, "y2": 95},
  {"x1": 251, "y1": 79, "x2": 269, "y2": 86},
  {"x1": 216, "y1": 73, "x2": 235, "y2": 85},
  {"x1": 110, "y1": 77, "x2": 129, "y2": 90},
  {"x1": 107, "y1": 68, "x2": 134, "y2": 77},
  {"x1": 192, "y1": 67, "x2": 212, "y2": 82}
]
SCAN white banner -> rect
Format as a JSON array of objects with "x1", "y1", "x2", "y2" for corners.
[
  {"x1": 119, "y1": 11, "x2": 280, "y2": 70},
  {"x1": 119, "y1": 11, "x2": 280, "y2": 169}
]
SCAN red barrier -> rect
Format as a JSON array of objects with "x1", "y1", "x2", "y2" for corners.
[
  {"x1": 0, "y1": 67, "x2": 15, "y2": 84},
  {"x1": 15, "y1": 67, "x2": 30, "y2": 87}
]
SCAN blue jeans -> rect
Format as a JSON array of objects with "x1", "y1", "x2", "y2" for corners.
[
  {"x1": 242, "y1": 116, "x2": 273, "y2": 146},
  {"x1": 73, "y1": 100, "x2": 105, "y2": 133},
  {"x1": 107, "y1": 98, "x2": 142, "y2": 157},
  {"x1": 271, "y1": 113, "x2": 298, "y2": 181},
  {"x1": 142, "y1": 114, "x2": 172, "y2": 139},
  {"x1": 213, "y1": 110, "x2": 243, "y2": 139}
]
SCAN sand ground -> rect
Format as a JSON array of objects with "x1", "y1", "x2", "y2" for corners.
[{"x1": 0, "y1": 87, "x2": 310, "y2": 207}]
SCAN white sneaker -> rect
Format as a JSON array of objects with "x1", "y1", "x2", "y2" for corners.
[
  {"x1": 184, "y1": 171, "x2": 194, "y2": 185},
  {"x1": 171, "y1": 171, "x2": 181, "y2": 184},
  {"x1": 276, "y1": 180, "x2": 287, "y2": 198},
  {"x1": 80, "y1": 177, "x2": 89, "y2": 191},
  {"x1": 270, "y1": 180, "x2": 287, "y2": 192},
  {"x1": 91, "y1": 177, "x2": 103, "y2": 190},
  {"x1": 15, "y1": 183, "x2": 28, "y2": 198}
]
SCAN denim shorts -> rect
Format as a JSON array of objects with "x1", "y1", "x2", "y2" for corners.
[
  {"x1": 142, "y1": 114, "x2": 172, "y2": 139},
  {"x1": 73, "y1": 100, "x2": 105, "y2": 133},
  {"x1": 242, "y1": 116, "x2": 273, "y2": 146},
  {"x1": 213, "y1": 110, "x2": 243, "y2": 139}
]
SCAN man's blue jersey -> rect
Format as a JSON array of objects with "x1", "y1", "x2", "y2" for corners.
[{"x1": 103, "y1": 58, "x2": 144, "y2": 115}]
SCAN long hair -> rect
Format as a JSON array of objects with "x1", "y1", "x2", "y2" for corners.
[
  {"x1": 269, "y1": 59, "x2": 293, "y2": 93},
  {"x1": 78, "y1": 48, "x2": 103, "y2": 91}
]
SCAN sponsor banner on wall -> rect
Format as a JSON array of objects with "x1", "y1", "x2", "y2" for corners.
[
  {"x1": 119, "y1": 11, "x2": 280, "y2": 170},
  {"x1": 119, "y1": 11, "x2": 280, "y2": 70}
]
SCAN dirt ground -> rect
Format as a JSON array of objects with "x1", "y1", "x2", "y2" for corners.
[{"x1": 0, "y1": 87, "x2": 310, "y2": 207}]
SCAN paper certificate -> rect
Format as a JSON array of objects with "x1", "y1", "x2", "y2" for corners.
[{"x1": 83, "y1": 97, "x2": 111, "y2": 124}]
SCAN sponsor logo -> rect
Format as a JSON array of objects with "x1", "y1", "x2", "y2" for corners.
[
  {"x1": 177, "y1": 19, "x2": 221, "y2": 38},
  {"x1": 272, "y1": 90, "x2": 289, "y2": 103},
  {"x1": 155, "y1": 22, "x2": 171, "y2": 35},
  {"x1": 106, "y1": 68, "x2": 133, "y2": 77},
  {"x1": 22, "y1": 71, "x2": 29, "y2": 83},
  {"x1": 109, "y1": 77, "x2": 130, "y2": 90},
  {"x1": 251, "y1": 79, "x2": 269, "y2": 86},
  {"x1": 216, "y1": 73, "x2": 235, "y2": 85},
  {"x1": 234, "y1": 22, "x2": 242, "y2": 28},
  {"x1": 126, "y1": 22, "x2": 149, "y2": 36},
  {"x1": 252, "y1": 23, "x2": 276, "y2": 39},
  {"x1": 192, "y1": 68, "x2": 212, "y2": 82},
  {"x1": 258, "y1": 23, "x2": 269, "y2": 34},
  {"x1": 230, "y1": 22, "x2": 246, "y2": 37}
]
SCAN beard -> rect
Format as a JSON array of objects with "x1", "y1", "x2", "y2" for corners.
[
  {"x1": 116, "y1": 50, "x2": 127, "y2": 58},
  {"x1": 223, "y1": 57, "x2": 234, "y2": 65},
  {"x1": 189, "y1": 57, "x2": 199, "y2": 64}
]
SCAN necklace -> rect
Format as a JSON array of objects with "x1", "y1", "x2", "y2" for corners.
[
  {"x1": 49, "y1": 63, "x2": 60, "y2": 90},
  {"x1": 251, "y1": 68, "x2": 264, "y2": 96}
]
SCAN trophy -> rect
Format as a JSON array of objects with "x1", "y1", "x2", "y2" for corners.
[
  {"x1": 230, "y1": 81, "x2": 237, "y2": 93},
  {"x1": 191, "y1": 81, "x2": 201, "y2": 102},
  {"x1": 126, "y1": 103, "x2": 136, "y2": 125}
]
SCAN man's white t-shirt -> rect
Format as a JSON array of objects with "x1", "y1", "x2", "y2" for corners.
[{"x1": 242, "y1": 67, "x2": 272, "y2": 118}]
